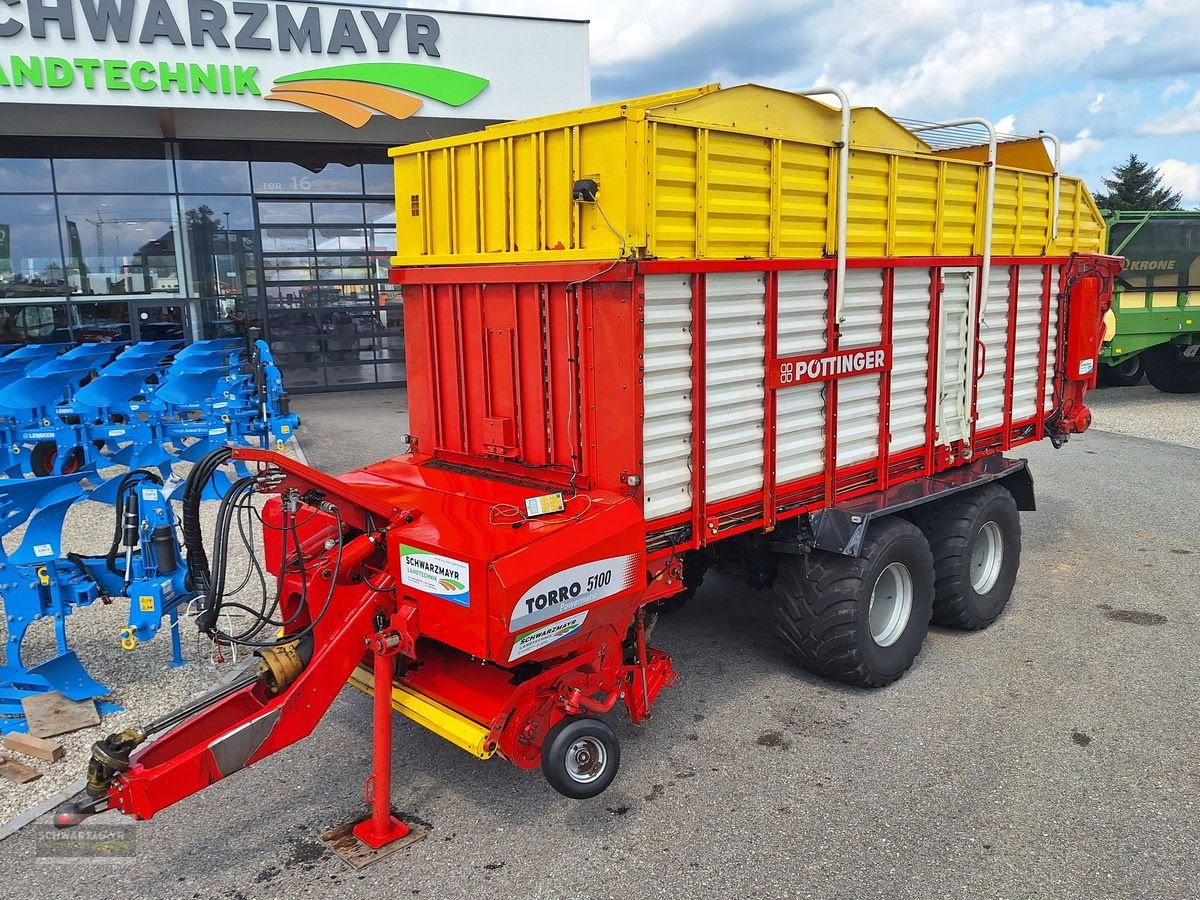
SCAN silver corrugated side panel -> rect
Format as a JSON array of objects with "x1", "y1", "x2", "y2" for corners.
[
  {"x1": 775, "y1": 270, "x2": 828, "y2": 484},
  {"x1": 937, "y1": 268, "x2": 975, "y2": 446},
  {"x1": 705, "y1": 271, "x2": 766, "y2": 503},
  {"x1": 889, "y1": 267, "x2": 932, "y2": 453},
  {"x1": 976, "y1": 265, "x2": 1013, "y2": 430},
  {"x1": 642, "y1": 274, "x2": 695, "y2": 520},
  {"x1": 1011, "y1": 265, "x2": 1048, "y2": 420},
  {"x1": 1044, "y1": 266, "x2": 1063, "y2": 412},
  {"x1": 836, "y1": 269, "x2": 884, "y2": 467}
]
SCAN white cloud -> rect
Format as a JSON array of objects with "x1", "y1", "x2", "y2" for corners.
[
  {"x1": 1088, "y1": 92, "x2": 1107, "y2": 114},
  {"x1": 1163, "y1": 79, "x2": 1189, "y2": 101},
  {"x1": 1138, "y1": 90, "x2": 1200, "y2": 136},
  {"x1": 1061, "y1": 129, "x2": 1103, "y2": 166},
  {"x1": 995, "y1": 114, "x2": 1017, "y2": 134},
  {"x1": 1156, "y1": 159, "x2": 1200, "y2": 206}
]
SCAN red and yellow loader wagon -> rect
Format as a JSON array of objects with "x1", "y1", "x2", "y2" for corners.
[{"x1": 58, "y1": 84, "x2": 1120, "y2": 858}]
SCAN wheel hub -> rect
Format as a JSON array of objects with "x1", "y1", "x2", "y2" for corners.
[
  {"x1": 565, "y1": 736, "x2": 607, "y2": 784},
  {"x1": 970, "y1": 521, "x2": 1004, "y2": 594},
  {"x1": 868, "y1": 562, "x2": 913, "y2": 647}
]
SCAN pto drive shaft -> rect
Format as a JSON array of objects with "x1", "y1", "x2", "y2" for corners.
[{"x1": 53, "y1": 641, "x2": 307, "y2": 828}]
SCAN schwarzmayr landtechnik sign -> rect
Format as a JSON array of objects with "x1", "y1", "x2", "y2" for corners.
[{"x1": 0, "y1": 0, "x2": 591, "y2": 125}]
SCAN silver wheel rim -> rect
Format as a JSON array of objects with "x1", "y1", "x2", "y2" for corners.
[
  {"x1": 869, "y1": 562, "x2": 913, "y2": 647},
  {"x1": 564, "y1": 736, "x2": 607, "y2": 784},
  {"x1": 971, "y1": 521, "x2": 1004, "y2": 595}
]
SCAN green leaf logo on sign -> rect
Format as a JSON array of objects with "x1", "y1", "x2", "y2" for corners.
[{"x1": 266, "y1": 62, "x2": 489, "y2": 128}]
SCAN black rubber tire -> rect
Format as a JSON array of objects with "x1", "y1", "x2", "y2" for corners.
[
  {"x1": 773, "y1": 516, "x2": 934, "y2": 688},
  {"x1": 541, "y1": 717, "x2": 621, "y2": 799},
  {"x1": 1143, "y1": 345, "x2": 1200, "y2": 394},
  {"x1": 915, "y1": 485, "x2": 1021, "y2": 631},
  {"x1": 1098, "y1": 355, "x2": 1143, "y2": 387},
  {"x1": 30, "y1": 442, "x2": 85, "y2": 477}
]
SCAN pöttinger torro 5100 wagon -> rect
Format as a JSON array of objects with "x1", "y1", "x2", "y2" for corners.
[{"x1": 58, "y1": 85, "x2": 1120, "y2": 853}]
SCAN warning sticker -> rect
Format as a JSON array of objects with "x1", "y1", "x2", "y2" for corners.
[
  {"x1": 509, "y1": 612, "x2": 588, "y2": 661},
  {"x1": 400, "y1": 545, "x2": 471, "y2": 607},
  {"x1": 510, "y1": 554, "x2": 640, "y2": 632}
]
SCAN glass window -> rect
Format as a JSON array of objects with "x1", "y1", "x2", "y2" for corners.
[
  {"x1": 0, "y1": 301, "x2": 72, "y2": 344},
  {"x1": 55, "y1": 155, "x2": 173, "y2": 194},
  {"x1": 313, "y1": 202, "x2": 364, "y2": 224},
  {"x1": 252, "y1": 161, "x2": 363, "y2": 195},
  {"x1": 71, "y1": 300, "x2": 132, "y2": 342},
  {"x1": 180, "y1": 196, "x2": 258, "y2": 301},
  {"x1": 258, "y1": 202, "x2": 312, "y2": 225},
  {"x1": 317, "y1": 256, "x2": 371, "y2": 281},
  {"x1": 264, "y1": 257, "x2": 316, "y2": 283},
  {"x1": 315, "y1": 226, "x2": 368, "y2": 253},
  {"x1": 368, "y1": 228, "x2": 397, "y2": 254},
  {"x1": 0, "y1": 158, "x2": 53, "y2": 193},
  {"x1": 262, "y1": 227, "x2": 315, "y2": 253},
  {"x1": 363, "y1": 164, "x2": 393, "y2": 195},
  {"x1": 175, "y1": 142, "x2": 252, "y2": 193},
  {"x1": 176, "y1": 159, "x2": 251, "y2": 194},
  {"x1": 0, "y1": 195, "x2": 66, "y2": 300},
  {"x1": 57, "y1": 195, "x2": 180, "y2": 297},
  {"x1": 364, "y1": 202, "x2": 394, "y2": 226}
]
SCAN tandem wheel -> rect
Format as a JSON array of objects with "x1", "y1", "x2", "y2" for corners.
[{"x1": 541, "y1": 716, "x2": 621, "y2": 799}]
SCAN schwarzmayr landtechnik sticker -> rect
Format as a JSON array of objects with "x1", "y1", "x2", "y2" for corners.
[
  {"x1": 508, "y1": 611, "x2": 588, "y2": 662},
  {"x1": 399, "y1": 544, "x2": 470, "y2": 607}
]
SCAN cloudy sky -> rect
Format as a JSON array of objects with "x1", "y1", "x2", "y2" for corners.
[{"x1": 437, "y1": 0, "x2": 1200, "y2": 206}]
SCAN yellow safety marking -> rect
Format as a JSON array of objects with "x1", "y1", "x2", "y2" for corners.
[
  {"x1": 138, "y1": 595, "x2": 155, "y2": 613},
  {"x1": 349, "y1": 665, "x2": 494, "y2": 760}
]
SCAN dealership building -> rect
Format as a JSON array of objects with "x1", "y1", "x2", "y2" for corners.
[{"x1": 0, "y1": 1, "x2": 590, "y2": 390}]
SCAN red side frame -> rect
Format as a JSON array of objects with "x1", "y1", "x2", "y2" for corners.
[{"x1": 392, "y1": 253, "x2": 1116, "y2": 571}]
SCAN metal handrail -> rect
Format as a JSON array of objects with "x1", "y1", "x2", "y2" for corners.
[
  {"x1": 797, "y1": 86, "x2": 850, "y2": 324},
  {"x1": 1038, "y1": 131, "x2": 1061, "y2": 242},
  {"x1": 910, "y1": 118, "x2": 997, "y2": 322}
]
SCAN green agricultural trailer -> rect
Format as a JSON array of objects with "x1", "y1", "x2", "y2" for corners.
[{"x1": 1099, "y1": 210, "x2": 1200, "y2": 391}]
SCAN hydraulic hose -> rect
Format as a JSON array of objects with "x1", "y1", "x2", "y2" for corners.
[
  {"x1": 105, "y1": 469, "x2": 163, "y2": 576},
  {"x1": 183, "y1": 446, "x2": 233, "y2": 631}
]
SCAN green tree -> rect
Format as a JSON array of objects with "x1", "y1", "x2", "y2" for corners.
[{"x1": 1093, "y1": 154, "x2": 1182, "y2": 211}]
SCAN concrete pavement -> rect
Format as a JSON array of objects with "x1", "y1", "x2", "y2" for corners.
[{"x1": 2, "y1": 386, "x2": 1195, "y2": 899}]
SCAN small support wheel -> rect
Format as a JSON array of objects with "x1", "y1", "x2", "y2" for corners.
[
  {"x1": 30, "y1": 442, "x2": 85, "y2": 477},
  {"x1": 540, "y1": 716, "x2": 621, "y2": 799}
]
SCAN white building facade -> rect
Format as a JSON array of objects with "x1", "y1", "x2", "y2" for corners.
[{"x1": 0, "y1": 0, "x2": 590, "y2": 389}]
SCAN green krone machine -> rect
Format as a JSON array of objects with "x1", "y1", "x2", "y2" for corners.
[{"x1": 1100, "y1": 210, "x2": 1200, "y2": 392}]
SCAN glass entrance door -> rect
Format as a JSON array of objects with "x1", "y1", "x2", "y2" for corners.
[
  {"x1": 130, "y1": 300, "x2": 190, "y2": 342},
  {"x1": 256, "y1": 197, "x2": 402, "y2": 390}
]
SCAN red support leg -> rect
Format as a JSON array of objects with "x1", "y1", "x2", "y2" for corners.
[{"x1": 352, "y1": 647, "x2": 410, "y2": 850}]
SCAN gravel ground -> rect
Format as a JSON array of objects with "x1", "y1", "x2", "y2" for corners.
[
  {"x1": 0, "y1": 458, "x2": 285, "y2": 822},
  {"x1": 0, "y1": 386, "x2": 1195, "y2": 898},
  {"x1": 1090, "y1": 382, "x2": 1200, "y2": 449}
]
